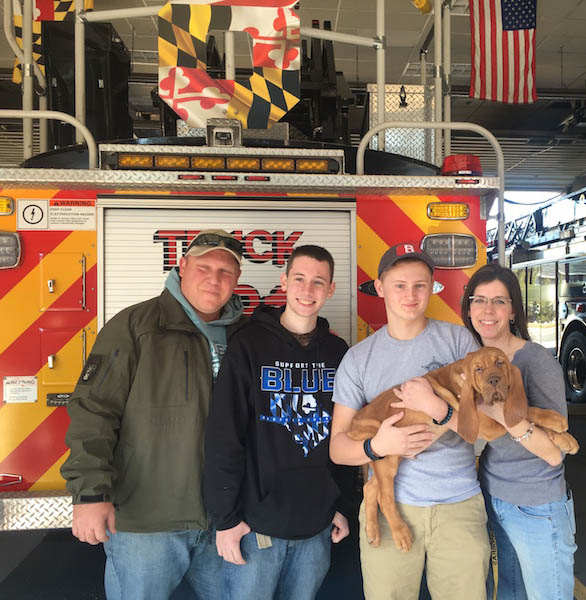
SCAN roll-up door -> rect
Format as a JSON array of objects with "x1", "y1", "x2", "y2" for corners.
[{"x1": 101, "y1": 205, "x2": 355, "y2": 344}]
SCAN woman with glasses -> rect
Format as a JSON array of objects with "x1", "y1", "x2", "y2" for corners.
[{"x1": 461, "y1": 263, "x2": 577, "y2": 600}]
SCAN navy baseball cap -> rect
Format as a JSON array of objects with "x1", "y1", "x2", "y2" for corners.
[{"x1": 377, "y1": 243, "x2": 435, "y2": 278}]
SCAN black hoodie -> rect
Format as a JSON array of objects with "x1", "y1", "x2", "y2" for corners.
[{"x1": 203, "y1": 305, "x2": 349, "y2": 540}]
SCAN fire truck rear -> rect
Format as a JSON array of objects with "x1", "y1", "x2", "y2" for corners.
[{"x1": 0, "y1": 0, "x2": 500, "y2": 532}]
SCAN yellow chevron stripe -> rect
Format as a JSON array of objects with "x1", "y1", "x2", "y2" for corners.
[
  {"x1": 189, "y1": 5, "x2": 211, "y2": 43},
  {"x1": 0, "y1": 318, "x2": 96, "y2": 464},
  {"x1": 358, "y1": 314, "x2": 379, "y2": 341},
  {"x1": 0, "y1": 404, "x2": 56, "y2": 465},
  {"x1": 357, "y1": 215, "x2": 389, "y2": 280},
  {"x1": 28, "y1": 450, "x2": 68, "y2": 491},
  {"x1": 0, "y1": 231, "x2": 96, "y2": 355},
  {"x1": 427, "y1": 293, "x2": 461, "y2": 324}
]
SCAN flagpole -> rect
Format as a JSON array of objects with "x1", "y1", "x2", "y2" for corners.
[
  {"x1": 433, "y1": 0, "x2": 443, "y2": 166},
  {"x1": 442, "y1": 0, "x2": 451, "y2": 157},
  {"x1": 75, "y1": 1, "x2": 86, "y2": 144},
  {"x1": 22, "y1": 0, "x2": 33, "y2": 159},
  {"x1": 376, "y1": 0, "x2": 385, "y2": 151}
]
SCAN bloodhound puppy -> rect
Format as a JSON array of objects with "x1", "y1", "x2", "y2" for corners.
[{"x1": 348, "y1": 346, "x2": 579, "y2": 552}]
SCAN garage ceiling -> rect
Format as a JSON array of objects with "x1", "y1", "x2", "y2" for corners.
[{"x1": 0, "y1": 0, "x2": 585, "y2": 189}]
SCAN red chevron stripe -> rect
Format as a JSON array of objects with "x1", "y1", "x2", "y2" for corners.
[
  {"x1": 0, "y1": 231, "x2": 70, "y2": 301},
  {"x1": 0, "y1": 265, "x2": 97, "y2": 404},
  {"x1": 0, "y1": 408, "x2": 70, "y2": 491},
  {"x1": 358, "y1": 195, "x2": 424, "y2": 247},
  {"x1": 434, "y1": 269, "x2": 471, "y2": 318},
  {"x1": 357, "y1": 264, "x2": 386, "y2": 333}
]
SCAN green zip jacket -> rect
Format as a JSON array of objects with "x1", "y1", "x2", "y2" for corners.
[{"x1": 61, "y1": 288, "x2": 245, "y2": 533}]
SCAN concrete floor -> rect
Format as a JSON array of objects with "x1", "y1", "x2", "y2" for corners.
[{"x1": 1, "y1": 413, "x2": 585, "y2": 600}]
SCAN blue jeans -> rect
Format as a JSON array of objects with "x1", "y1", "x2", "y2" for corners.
[
  {"x1": 484, "y1": 491, "x2": 577, "y2": 600},
  {"x1": 223, "y1": 527, "x2": 332, "y2": 600},
  {"x1": 103, "y1": 529, "x2": 223, "y2": 600}
]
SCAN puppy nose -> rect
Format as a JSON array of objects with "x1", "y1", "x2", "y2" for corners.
[{"x1": 488, "y1": 375, "x2": 501, "y2": 387}]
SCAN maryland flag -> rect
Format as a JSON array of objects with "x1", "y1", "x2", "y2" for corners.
[
  {"x1": 158, "y1": 0, "x2": 301, "y2": 129},
  {"x1": 12, "y1": 0, "x2": 94, "y2": 84}
]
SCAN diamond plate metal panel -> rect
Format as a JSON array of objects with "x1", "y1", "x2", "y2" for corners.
[
  {"x1": 367, "y1": 84, "x2": 435, "y2": 164},
  {"x1": 0, "y1": 491, "x2": 72, "y2": 530},
  {"x1": 0, "y1": 168, "x2": 499, "y2": 197}
]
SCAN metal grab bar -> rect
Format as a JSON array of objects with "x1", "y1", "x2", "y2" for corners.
[
  {"x1": 0, "y1": 109, "x2": 98, "y2": 169},
  {"x1": 356, "y1": 120, "x2": 506, "y2": 266}
]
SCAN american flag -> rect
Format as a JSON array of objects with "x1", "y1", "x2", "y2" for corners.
[{"x1": 469, "y1": 0, "x2": 538, "y2": 104}]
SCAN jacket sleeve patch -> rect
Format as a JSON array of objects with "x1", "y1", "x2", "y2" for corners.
[{"x1": 78, "y1": 355, "x2": 104, "y2": 384}]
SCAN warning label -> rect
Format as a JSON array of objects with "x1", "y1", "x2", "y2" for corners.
[
  {"x1": 18, "y1": 198, "x2": 96, "y2": 230},
  {"x1": 48, "y1": 198, "x2": 96, "y2": 230},
  {"x1": 3, "y1": 376, "x2": 37, "y2": 404}
]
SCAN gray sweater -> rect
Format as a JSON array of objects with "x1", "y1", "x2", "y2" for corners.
[{"x1": 478, "y1": 341, "x2": 567, "y2": 506}]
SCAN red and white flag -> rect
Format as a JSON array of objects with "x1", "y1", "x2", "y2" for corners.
[{"x1": 469, "y1": 0, "x2": 538, "y2": 104}]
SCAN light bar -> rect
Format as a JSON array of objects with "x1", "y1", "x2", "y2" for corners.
[
  {"x1": 0, "y1": 231, "x2": 21, "y2": 269},
  {"x1": 296, "y1": 158, "x2": 330, "y2": 173},
  {"x1": 118, "y1": 154, "x2": 153, "y2": 168},
  {"x1": 262, "y1": 158, "x2": 295, "y2": 172},
  {"x1": 192, "y1": 156, "x2": 226, "y2": 170},
  {"x1": 421, "y1": 234, "x2": 477, "y2": 269},
  {"x1": 427, "y1": 202, "x2": 469, "y2": 220},
  {"x1": 155, "y1": 155, "x2": 190, "y2": 169},
  {"x1": 0, "y1": 197, "x2": 14, "y2": 215},
  {"x1": 227, "y1": 157, "x2": 260, "y2": 171}
]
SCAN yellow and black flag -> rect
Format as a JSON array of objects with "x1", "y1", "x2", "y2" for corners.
[{"x1": 158, "y1": 1, "x2": 301, "y2": 130}]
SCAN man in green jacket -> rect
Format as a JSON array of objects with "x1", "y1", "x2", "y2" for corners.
[{"x1": 61, "y1": 229, "x2": 245, "y2": 600}]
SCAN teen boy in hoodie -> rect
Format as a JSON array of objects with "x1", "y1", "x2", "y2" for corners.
[{"x1": 204, "y1": 245, "x2": 350, "y2": 600}]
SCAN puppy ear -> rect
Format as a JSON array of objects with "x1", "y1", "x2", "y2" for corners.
[
  {"x1": 504, "y1": 362, "x2": 528, "y2": 427},
  {"x1": 457, "y1": 361, "x2": 479, "y2": 444}
]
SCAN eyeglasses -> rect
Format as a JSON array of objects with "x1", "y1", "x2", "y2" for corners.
[
  {"x1": 468, "y1": 295, "x2": 512, "y2": 307},
  {"x1": 188, "y1": 233, "x2": 243, "y2": 256}
]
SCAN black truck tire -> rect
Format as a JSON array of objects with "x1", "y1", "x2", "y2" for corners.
[{"x1": 560, "y1": 330, "x2": 586, "y2": 403}]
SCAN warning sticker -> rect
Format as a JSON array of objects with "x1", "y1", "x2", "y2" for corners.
[
  {"x1": 3, "y1": 376, "x2": 37, "y2": 404},
  {"x1": 48, "y1": 199, "x2": 96, "y2": 230},
  {"x1": 17, "y1": 199, "x2": 96, "y2": 230}
]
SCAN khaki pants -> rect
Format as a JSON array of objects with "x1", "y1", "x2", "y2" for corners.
[{"x1": 359, "y1": 493, "x2": 490, "y2": 600}]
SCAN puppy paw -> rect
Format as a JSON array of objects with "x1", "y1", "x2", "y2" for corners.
[
  {"x1": 528, "y1": 408, "x2": 568, "y2": 433},
  {"x1": 547, "y1": 430, "x2": 580, "y2": 455},
  {"x1": 366, "y1": 523, "x2": 381, "y2": 548},
  {"x1": 391, "y1": 522, "x2": 412, "y2": 553}
]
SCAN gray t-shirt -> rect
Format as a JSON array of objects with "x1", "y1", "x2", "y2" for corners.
[
  {"x1": 479, "y1": 341, "x2": 567, "y2": 505},
  {"x1": 333, "y1": 319, "x2": 480, "y2": 506}
]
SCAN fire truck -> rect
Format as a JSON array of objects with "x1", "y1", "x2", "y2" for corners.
[
  {"x1": 0, "y1": 0, "x2": 501, "y2": 539},
  {"x1": 488, "y1": 183, "x2": 586, "y2": 404}
]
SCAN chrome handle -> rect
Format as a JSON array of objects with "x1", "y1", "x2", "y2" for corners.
[
  {"x1": 48, "y1": 354, "x2": 55, "y2": 369},
  {"x1": 47, "y1": 279, "x2": 55, "y2": 293}
]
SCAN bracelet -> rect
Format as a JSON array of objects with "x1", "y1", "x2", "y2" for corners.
[
  {"x1": 432, "y1": 404, "x2": 453, "y2": 426},
  {"x1": 510, "y1": 422, "x2": 535, "y2": 443},
  {"x1": 363, "y1": 438, "x2": 384, "y2": 461}
]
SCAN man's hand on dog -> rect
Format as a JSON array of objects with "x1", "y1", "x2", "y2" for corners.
[
  {"x1": 216, "y1": 520, "x2": 251, "y2": 565},
  {"x1": 370, "y1": 412, "x2": 434, "y2": 458}
]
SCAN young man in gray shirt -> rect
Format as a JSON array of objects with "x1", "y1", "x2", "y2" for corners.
[{"x1": 330, "y1": 243, "x2": 489, "y2": 600}]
